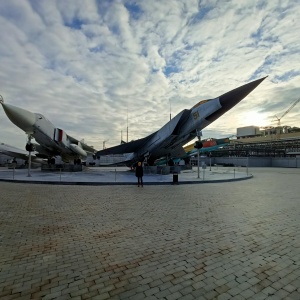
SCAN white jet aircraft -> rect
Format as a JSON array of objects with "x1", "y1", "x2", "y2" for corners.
[{"x1": 0, "y1": 96, "x2": 95, "y2": 165}]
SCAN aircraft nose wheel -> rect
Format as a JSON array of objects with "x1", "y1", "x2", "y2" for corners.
[{"x1": 25, "y1": 143, "x2": 35, "y2": 152}]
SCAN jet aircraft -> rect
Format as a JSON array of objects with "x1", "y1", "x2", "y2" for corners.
[
  {"x1": 96, "y1": 77, "x2": 267, "y2": 166},
  {"x1": 0, "y1": 97, "x2": 95, "y2": 164}
]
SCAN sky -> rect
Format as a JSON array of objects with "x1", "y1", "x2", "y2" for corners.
[{"x1": 0, "y1": 0, "x2": 299, "y2": 151}]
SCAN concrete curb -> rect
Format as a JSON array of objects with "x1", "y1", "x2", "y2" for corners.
[{"x1": 0, "y1": 175, "x2": 253, "y2": 185}]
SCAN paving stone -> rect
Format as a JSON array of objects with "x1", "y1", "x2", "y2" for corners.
[
  {"x1": 91, "y1": 293, "x2": 110, "y2": 300},
  {"x1": 240, "y1": 288, "x2": 256, "y2": 299},
  {"x1": 283, "y1": 284, "x2": 297, "y2": 293},
  {"x1": 203, "y1": 290, "x2": 218, "y2": 299},
  {"x1": 191, "y1": 288, "x2": 207, "y2": 298},
  {"x1": 273, "y1": 288, "x2": 289, "y2": 298},
  {"x1": 192, "y1": 280, "x2": 205, "y2": 289},
  {"x1": 215, "y1": 284, "x2": 230, "y2": 294},
  {"x1": 286, "y1": 291, "x2": 300, "y2": 300},
  {"x1": 228, "y1": 287, "x2": 242, "y2": 296},
  {"x1": 271, "y1": 281, "x2": 285, "y2": 290},
  {"x1": 179, "y1": 294, "x2": 194, "y2": 300},
  {"x1": 217, "y1": 293, "x2": 232, "y2": 300},
  {"x1": 166, "y1": 291, "x2": 182, "y2": 300},
  {"x1": 155, "y1": 288, "x2": 172, "y2": 298},
  {"x1": 231, "y1": 295, "x2": 246, "y2": 300},
  {"x1": 179, "y1": 286, "x2": 194, "y2": 296},
  {"x1": 128, "y1": 292, "x2": 148, "y2": 300},
  {"x1": 261, "y1": 286, "x2": 276, "y2": 296}
]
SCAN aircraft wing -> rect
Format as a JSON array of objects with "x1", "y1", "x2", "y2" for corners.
[
  {"x1": 0, "y1": 143, "x2": 29, "y2": 160},
  {"x1": 67, "y1": 135, "x2": 95, "y2": 153},
  {"x1": 97, "y1": 109, "x2": 191, "y2": 158},
  {"x1": 0, "y1": 143, "x2": 45, "y2": 164},
  {"x1": 97, "y1": 132, "x2": 157, "y2": 156}
]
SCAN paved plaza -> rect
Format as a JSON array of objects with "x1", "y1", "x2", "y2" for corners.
[{"x1": 0, "y1": 168, "x2": 300, "y2": 299}]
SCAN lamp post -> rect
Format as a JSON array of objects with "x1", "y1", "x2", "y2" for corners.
[{"x1": 197, "y1": 148, "x2": 200, "y2": 178}]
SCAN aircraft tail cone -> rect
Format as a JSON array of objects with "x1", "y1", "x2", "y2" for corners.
[{"x1": 206, "y1": 76, "x2": 267, "y2": 123}]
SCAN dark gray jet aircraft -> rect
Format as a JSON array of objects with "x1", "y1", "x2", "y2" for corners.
[{"x1": 96, "y1": 77, "x2": 267, "y2": 166}]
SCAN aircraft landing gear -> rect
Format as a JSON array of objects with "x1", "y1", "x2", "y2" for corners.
[
  {"x1": 48, "y1": 157, "x2": 56, "y2": 165},
  {"x1": 74, "y1": 158, "x2": 81, "y2": 165}
]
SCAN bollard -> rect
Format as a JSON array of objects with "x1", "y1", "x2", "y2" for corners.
[
  {"x1": 115, "y1": 168, "x2": 116, "y2": 182},
  {"x1": 172, "y1": 172, "x2": 178, "y2": 184},
  {"x1": 202, "y1": 163, "x2": 206, "y2": 180},
  {"x1": 247, "y1": 157, "x2": 249, "y2": 176}
]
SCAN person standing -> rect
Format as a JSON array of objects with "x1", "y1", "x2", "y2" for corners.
[{"x1": 135, "y1": 161, "x2": 144, "y2": 187}]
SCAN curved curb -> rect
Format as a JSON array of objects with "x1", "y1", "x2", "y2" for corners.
[{"x1": 0, "y1": 175, "x2": 253, "y2": 186}]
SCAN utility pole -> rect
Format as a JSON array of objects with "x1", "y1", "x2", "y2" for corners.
[
  {"x1": 194, "y1": 130, "x2": 203, "y2": 179},
  {"x1": 127, "y1": 109, "x2": 128, "y2": 143}
]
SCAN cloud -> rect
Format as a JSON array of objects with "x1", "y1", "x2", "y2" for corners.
[{"x1": 0, "y1": 0, "x2": 299, "y2": 151}]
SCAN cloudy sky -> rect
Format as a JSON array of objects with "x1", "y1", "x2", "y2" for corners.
[{"x1": 0, "y1": 0, "x2": 299, "y2": 150}]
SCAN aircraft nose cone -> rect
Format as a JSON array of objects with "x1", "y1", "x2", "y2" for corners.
[
  {"x1": 1, "y1": 102, "x2": 36, "y2": 134},
  {"x1": 206, "y1": 76, "x2": 267, "y2": 123},
  {"x1": 219, "y1": 76, "x2": 267, "y2": 111}
]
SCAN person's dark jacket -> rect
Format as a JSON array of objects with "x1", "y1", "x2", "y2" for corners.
[{"x1": 135, "y1": 165, "x2": 143, "y2": 177}]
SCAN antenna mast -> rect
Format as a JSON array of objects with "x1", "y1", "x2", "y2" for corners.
[{"x1": 127, "y1": 109, "x2": 128, "y2": 143}]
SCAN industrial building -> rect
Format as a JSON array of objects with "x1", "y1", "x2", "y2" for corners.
[
  {"x1": 220, "y1": 125, "x2": 300, "y2": 157},
  {"x1": 220, "y1": 97, "x2": 299, "y2": 157},
  {"x1": 189, "y1": 124, "x2": 300, "y2": 168}
]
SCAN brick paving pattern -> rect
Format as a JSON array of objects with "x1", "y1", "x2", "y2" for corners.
[{"x1": 1, "y1": 168, "x2": 300, "y2": 299}]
